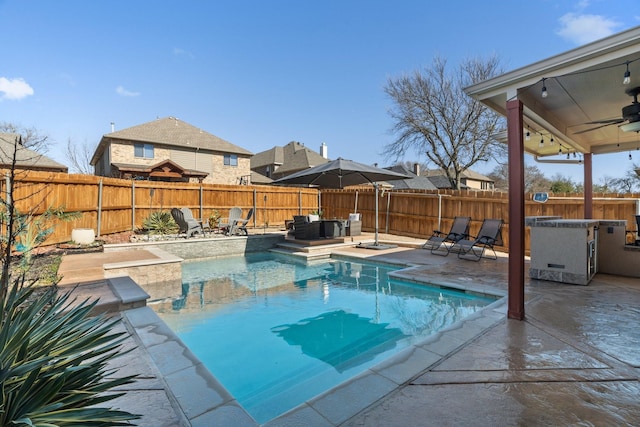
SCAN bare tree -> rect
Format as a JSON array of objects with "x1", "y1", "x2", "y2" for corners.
[
  {"x1": 0, "y1": 122, "x2": 49, "y2": 152},
  {"x1": 488, "y1": 163, "x2": 550, "y2": 193},
  {"x1": 610, "y1": 169, "x2": 639, "y2": 194},
  {"x1": 384, "y1": 56, "x2": 505, "y2": 189},
  {"x1": 0, "y1": 128, "x2": 78, "y2": 299},
  {"x1": 65, "y1": 137, "x2": 95, "y2": 174}
]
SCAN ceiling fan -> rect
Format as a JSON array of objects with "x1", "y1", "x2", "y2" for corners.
[{"x1": 573, "y1": 86, "x2": 640, "y2": 134}]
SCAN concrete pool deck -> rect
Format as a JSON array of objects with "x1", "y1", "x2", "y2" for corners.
[{"x1": 56, "y1": 233, "x2": 640, "y2": 426}]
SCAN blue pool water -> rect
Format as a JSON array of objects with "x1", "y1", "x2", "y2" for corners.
[{"x1": 151, "y1": 252, "x2": 495, "y2": 423}]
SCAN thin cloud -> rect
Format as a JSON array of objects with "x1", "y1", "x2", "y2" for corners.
[
  {"x1": 0, "y1": 77, "x2": 34, "y2": 100},
  {"x1": 173, "y1": 47, "x2": 195, "y2": 59},
  {"x1": 557, "y1": 13, "x2": 622, "y2": 45},
  {"x1": 116, "y1": 85, "x2": 140, "y2": 97}
]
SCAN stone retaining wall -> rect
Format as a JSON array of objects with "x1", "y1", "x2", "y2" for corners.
[{"x1": 104, "y1": 233, "x2": 285, "y2": 260}]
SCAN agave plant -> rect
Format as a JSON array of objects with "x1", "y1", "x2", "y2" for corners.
[
  {"x1": 141, "y1": 210, "x2": 178, "y2": 235},
  {"x1": 0, "y1": 279, "x2": 141, "y2": 426}
]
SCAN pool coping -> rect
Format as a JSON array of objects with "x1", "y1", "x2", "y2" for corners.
[{"x1": 116, "y1": 254, "x2": 508, "y2": 426}]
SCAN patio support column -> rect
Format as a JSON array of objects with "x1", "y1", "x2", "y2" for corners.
[
  {"x1": 507, "y1": 99, "x2": 525, "y2": 320},
  {"x1": 583, "y1": 153, "x2": 593, "y2": 219}
]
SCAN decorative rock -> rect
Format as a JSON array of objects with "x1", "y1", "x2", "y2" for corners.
[{"x1": 71, "y1": 228, "x2": 95, "y2": 245}]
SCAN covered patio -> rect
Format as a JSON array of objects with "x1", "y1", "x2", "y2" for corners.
[{"x1": 464, "y1": 25, "x2": 640, "y2": 320}]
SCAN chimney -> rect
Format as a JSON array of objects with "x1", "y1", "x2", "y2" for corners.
[
  {"x1": 320, "y1": 142, "x2": 328, "y2": 159},
  {"x1": 413, "y1": 163, "x2": 420, "y2": 176},
  {"x1": 110, "y1": 122, "x2": 115, "y2": 132}
]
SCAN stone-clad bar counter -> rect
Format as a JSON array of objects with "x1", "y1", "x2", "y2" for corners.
[
  {"x1": 528, "y1": 217, "x2": 640, "y2": 285},
  {"x1": 528, "y1": 218, "x2": 599, "y2": 285}
]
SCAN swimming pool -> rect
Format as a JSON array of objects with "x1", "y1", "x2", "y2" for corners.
[{"x1": 151, "y1": 252, "x2": 496, "y2": 423}]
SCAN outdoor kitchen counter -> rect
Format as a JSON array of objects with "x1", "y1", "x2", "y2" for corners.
[
  {"x1": 529, "y1": 219, "x2": 599, "y2": 285},
  {"x1": 597, "y1": 219, "x2": 640, "y2": 277},
  {"x1": 528, "y1": 219, "x2": 600, "y2": 228}
]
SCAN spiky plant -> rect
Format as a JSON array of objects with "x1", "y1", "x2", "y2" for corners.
[
  {"x1": 0, "y1": 279, "x2": 141, "y2": 426},
  {"x1": 141, "y1": 211, "x2": 178, "y2": 235}
]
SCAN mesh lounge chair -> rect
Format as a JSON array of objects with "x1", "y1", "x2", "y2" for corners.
[
  {"x1": 171, "y1": 208, "x2": 203, "y2": 238},
  {"x1": 422, "y1": 216, "x2": 471, "y2": 256},
  {"x1": 234, "y1": 208, "x2": 254, "y2": 236},
  {"x1": 450, "y1": 218, "x2": 504, "y2": 261},
  {"x1": 220, "y1": 207, "x2": 243, "y2": 236}
]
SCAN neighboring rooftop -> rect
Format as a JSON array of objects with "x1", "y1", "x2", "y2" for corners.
[
  {"x1": 0, "y1": 133, "x2": 68, "y2": 172},
  {"x1": 251, "y1": 141, "x2": 329, "y2": 179},
  {"x1": 384, "y1": 165, "x2": 438, "y2": 190}
]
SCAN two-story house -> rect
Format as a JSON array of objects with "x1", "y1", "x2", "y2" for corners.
[
  {"x1": 90, "y1": 117, "x2": 253, "y2": 184},
  {"x1": 251, "y1": 141, "x2": 329, "y2": 180}
]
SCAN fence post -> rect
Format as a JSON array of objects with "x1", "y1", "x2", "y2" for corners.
[
  {"x1": 253, "y1": 188, "x2": 257, "y2": 228},
  {"x1": 199, "y1": 184, "x2": 204, "y2": 222},
  {"x1": 131, "y1": 180, "x2": 136, "y2": 232},
  {"x1": 97, "y1": 178, "x2": 103, "y2": 237},
  {"x1": 298, "y1": 190, "x2": 302, "y2": 215}
]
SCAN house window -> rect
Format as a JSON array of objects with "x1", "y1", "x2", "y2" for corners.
[
  {"x1": 134, "y1": 143, "x2": 154, "y2": 159},
  {"x1": 224, "y1": 154, "x2": 238, "y2": 166}
]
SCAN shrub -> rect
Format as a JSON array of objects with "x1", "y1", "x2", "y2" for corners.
[
  {"x1": 142, "y1": 210, "x2": 178, "y2": 235},
  {"x1": 0, "y1": 280, "x2": 141, "y2": 426}
]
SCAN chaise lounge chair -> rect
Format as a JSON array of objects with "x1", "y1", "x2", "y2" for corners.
[
  {"x1": 171, "y1": 208, "x2": 203, "y2": 238},
  {"x1": 450, "y1": 218, "x2": 504, "y2": 261},
  {"x1": 220, "y1": 207, "x2": 243, "y2": 236},
  {"x1": 422, "y1": 216, "x2": 471, "y2": 256}
]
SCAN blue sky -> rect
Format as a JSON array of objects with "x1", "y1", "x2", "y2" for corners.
[{"x1": 1, "y1": 0, "x2": 639, "y2": 183}]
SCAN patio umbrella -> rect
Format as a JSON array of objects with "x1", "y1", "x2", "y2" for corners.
[{"x1": 273, "y1": 157, "x2": 411, "y2": 248}]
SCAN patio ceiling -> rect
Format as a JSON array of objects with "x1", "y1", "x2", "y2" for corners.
[{"x1": 465, "y1": 25, "x2": 640, "y2": 158}]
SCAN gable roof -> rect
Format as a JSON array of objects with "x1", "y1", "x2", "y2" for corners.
[
  {"x1": 0, "y1": 133, "x2": 68, "y2": 172},
  {"x1": 423, "y1": 168, "x2": 493, "y2": 182},
  {"x1": 251, "y1": 141, "x2": 329, "y2": 176},
  {"x1": 91, "y1": 116, "x2": 252, "y2": 164},
  {"x1": 111, "y1": 159, "x2": 208, "y2": 179},
  {"x1": 383, "y1": 165, "x2": 438, "y2": 190}
]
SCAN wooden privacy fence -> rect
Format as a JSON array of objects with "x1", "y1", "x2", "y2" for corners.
[
  {"x1": 320, "y1": 189, "x2": 640, "y2": 254},
  {"x1": 3, "y1": 170, "x2": 640, "y2": 252},
  {"x1": 1, "y1": 171, "x2": 320, "y2": 245}
]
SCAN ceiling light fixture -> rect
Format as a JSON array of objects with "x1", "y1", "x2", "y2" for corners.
[
  {"x1": 539, "y1": 137, "x2": 544, "y2": 147},
  {"x1": 550, "y1": 136, "x2": 555, "y2": 145},
  {"x1": 541, "y1": 78, "x2": 548, "y2": 98},
  {"x1": 525, "y1": 126, "x2": 530, "y2": 141},
  {"x1": 624, "y1": 62, "x2": 631, "y2": 85}
]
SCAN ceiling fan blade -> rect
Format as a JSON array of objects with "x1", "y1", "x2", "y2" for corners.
[
  {"x1": 573, "y1": 120, "x2": 624, "y2": 134},
  {"x1": 583, "y1": 118, "x2": 625, "y2": 125}
]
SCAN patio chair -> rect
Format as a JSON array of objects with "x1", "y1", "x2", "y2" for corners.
[
  {"x1": 422, "y1": 216, "x2": 471, "y2": 256},
  {"x1": 293, "y1": 215, "x2": 321, "y2": 240},
  {"x1": 220, "y1": 207, "x2": 243, "y2": 236},
  {"x1": 171, "y1": 208, "x2": 203, "y2": 238},
  {"x1": 234, "y1": 208, "x2": 254, "y2": 236},
  {"x1": 450, "y1": 218, "x2": 504, "y2": 261}
]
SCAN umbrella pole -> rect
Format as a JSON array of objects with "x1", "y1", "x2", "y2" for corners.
[
  {"x1": 357, "y1": 182, "x2": 396, "y2": 249},
  {"x1": 374, "y1": 183, "x2": 379, "y2": 245},
  {"x1": 354, "y1": 190, "x2": 358, "y2": 213}
]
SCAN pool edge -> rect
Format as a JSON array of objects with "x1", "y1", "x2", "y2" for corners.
[{"x1": 120, "y1": 276, "x2": 507, "y2": 426}]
